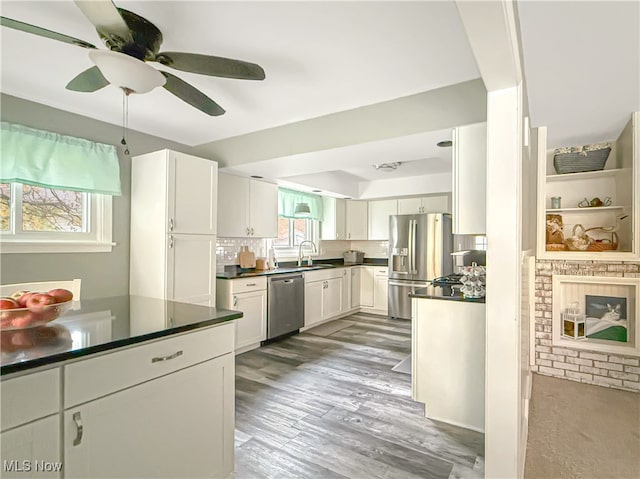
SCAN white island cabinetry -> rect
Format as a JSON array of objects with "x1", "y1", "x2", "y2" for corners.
[
  {"x1": 412, "y1": 297, "x2": 485, "y2": 432},
  {"x1": 1, "y1": 369, "x2": 61, "y2": 478},
  {"x1": 1, "y1": 323, "x2": 236, "y2": 479}
]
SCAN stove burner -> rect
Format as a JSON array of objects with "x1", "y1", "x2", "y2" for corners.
[{"x1": 431, "y1": 274, "x2": 463, "y2": 286}]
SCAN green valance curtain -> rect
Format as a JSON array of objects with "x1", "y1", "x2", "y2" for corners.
[
  {"x1": 1, "y1": 122, "x2": 122, "y2": 196},
  {"x1": 278, "y1": 187, "x2": 324, "y2": 221}
]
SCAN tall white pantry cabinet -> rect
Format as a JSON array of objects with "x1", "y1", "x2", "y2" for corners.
[{"x1": 130, "y1": 150, "x2": 218, "y2": 305}]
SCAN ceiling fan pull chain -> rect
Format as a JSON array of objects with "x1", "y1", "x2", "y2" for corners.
[{"x1": 121, "y1": 88, "x2": 130, "y2": 155}]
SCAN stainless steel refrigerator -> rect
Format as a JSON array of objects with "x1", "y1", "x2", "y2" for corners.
[{"x1": 388, "y1": 213, "x2": 453, "y2": 319}]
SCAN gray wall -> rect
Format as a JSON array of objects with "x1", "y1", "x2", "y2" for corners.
[{"x1": 0, "y1": 94, "x2": 205, "y2": 299}]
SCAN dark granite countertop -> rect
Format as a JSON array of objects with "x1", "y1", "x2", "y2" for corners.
[
  {"x1": 1, "y1": 295, "x2": 242, "y2": 375},
  {"x1": 217, "y1": 258, "x2": 388, "y2": 279},
  {"x1": 409, "y1": 286, "x2": 486, "y2": 304}
]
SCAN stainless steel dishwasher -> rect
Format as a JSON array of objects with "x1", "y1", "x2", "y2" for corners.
[{"x1": 267, "y1": 273, "x2": 305, "y2": 340}]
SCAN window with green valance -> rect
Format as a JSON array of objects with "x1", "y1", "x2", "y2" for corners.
[
  {"x1": 0, "y1": 122, "x2": 122, "y2": 196},
  {"x1": 278, "y1": 187, "x2": 324, "y2": 221}
]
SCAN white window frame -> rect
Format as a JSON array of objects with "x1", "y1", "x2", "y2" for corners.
[
  {"x1": 0, "y1": 183, "x2": 114, "y2": 254},
  {"x1": 273, "y1": 217, "x2": 319, "y2": 259}
]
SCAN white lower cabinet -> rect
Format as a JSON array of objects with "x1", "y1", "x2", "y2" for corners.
[
  {"x1": 232, "y1": 291, "x2": 267, "y2": 351},
  {"x1": 360, "y1": 267, "x2": 375, "y2": 307},
  {"x1": 64, "y1": 353, "x2": 234, "y2": 479},
  {"x1": 374, "y1": 276, "x2": 389, "y2": 312},
  {"x1": 217, "y1": 278, "x2": 267, "y2": 353},
  {"x1": 323, "y1": 278, "x2": 342, "y2": 319},
  {"x1": 304, "y1": 280, "x2": 324, "y2": 327},
  {"x1": 304, "y1": 269, "x2": 345, "y2": 328},
  {"x1": 351, "y1": 267, "x2": 361, "y2": 308},
  {"x1": 341, "y1": 268, "x2": 352, "y2": 312},
  {"x1": 1, "y1": 416, "x2": 60, "y2": 478}
]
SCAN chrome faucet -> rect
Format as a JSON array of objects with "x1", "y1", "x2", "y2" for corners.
[{"x1": 297, "y1": 240, "x2": 317, "y2": 266}]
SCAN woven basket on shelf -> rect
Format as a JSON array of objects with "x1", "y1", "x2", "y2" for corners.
[
  {"x1": 553, "y1": 147, "x2": 611, "y2": 174},
  {"x1": 587, "y1": 233, "x2": 619, "y2": 252}
]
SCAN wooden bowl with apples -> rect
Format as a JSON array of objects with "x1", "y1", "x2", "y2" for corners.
[{"x1": 0, "y1": 289, "x2": 74, "y2": 331}]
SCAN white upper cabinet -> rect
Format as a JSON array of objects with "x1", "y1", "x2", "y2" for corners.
[
  {"x1": 452, "y1": 122, "x2": 487, "y2": 235},
  {"x1": 131, "y1": 150, "x2": 218, "y2": 236},
  {"x1": 397, "y1": 196, "x2": 450, "y2": 215},
  {"x1": 168, "y1": 151, "x2": 218, "y2": 235},
  {"x1": 368, "y1": 200, "x2": 398, "y2": 240},
  {"x1": 249, "y1": 179, "x2": 278, "y2": 238},
  {"x1": 321, "y1": 197, "x2": 347, "y2": 240},
  {"x1": 218, "y1": 173, "x2": 278, "y2": 238},
  {"x1": 346, "y1": 200, "x2": 368, "y2": 240},
  {"x1": 536, "y1": 112, "x2": 639, "y2": 260}
]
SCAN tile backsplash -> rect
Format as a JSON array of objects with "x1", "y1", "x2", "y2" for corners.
[
  {"x1": 216, "y1": 237, "x2": 268, "y2": 271},
  {"x1": 216, "y1": 237, "x2": 389, "y2": 271}
]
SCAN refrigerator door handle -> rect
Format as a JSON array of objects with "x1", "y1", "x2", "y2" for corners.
[
  {"x1": 411, "y1": 220, "x2": 418, "y2": 274},
  {"x1": 430, "y1": 215, "x2": 442, "y2": 280},
  {"x1": 407, "y1": 220, "x2": 413, "y2": 275}
]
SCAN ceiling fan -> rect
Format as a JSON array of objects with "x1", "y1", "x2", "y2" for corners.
[{"x1": 0, "y1": 0, "x2": 266, "y2": 116}]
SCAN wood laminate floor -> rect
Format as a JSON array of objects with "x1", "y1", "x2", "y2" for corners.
[{"x1": 234, "y1": 313, "x2": 485, "y2": 479}]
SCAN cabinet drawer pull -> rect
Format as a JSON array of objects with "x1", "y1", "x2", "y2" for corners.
[
  {"x1": 151, "y1": 350, "x2": 183, "y2": 363},
  {"x1": 246, "y1": 283, "x2": 257, "y2": 287},
  {"x1": 73, "y1": 412, "x2": 83, "y2": 446}
]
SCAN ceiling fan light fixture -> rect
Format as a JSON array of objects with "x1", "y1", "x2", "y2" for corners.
[
  {"x1": 373, "y1": 162, "x2": 401, "y2": 172},
  {"x1": 89, "y1": 50, "x2": 166, "y2": 93}
]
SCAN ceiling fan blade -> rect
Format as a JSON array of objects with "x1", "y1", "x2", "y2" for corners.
[
  {"x1": 74, "y1": 0, "x2": 131, "y2": 43},
  {"x1": 0, "y1": 16, "x2": 96, "y2": 49},
  {"x1": 160, "y1": 71, "x2": 225, "y2": 116},
  {"x1": 66, "y1": 66, "x2": 110, "y2": 92},
  {"x1": 156, "y1": 52, "x2": 265, "y2": 80}
]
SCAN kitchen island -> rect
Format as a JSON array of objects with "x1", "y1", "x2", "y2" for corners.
[
  {"x1": 1, "y1": 295, "x2": 241, "y2": 478},
  {"x1": 410, "y1": 286, "x2": 485, "y2": 433}
]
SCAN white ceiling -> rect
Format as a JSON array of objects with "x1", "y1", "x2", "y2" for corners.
[
  {"x1": 0, "y1": 1, "x2": 480, "y2": 147},
  {"x1": 517, "y1": 1, "x2": 640, "y2": 149},
  {"x1": 3, "y1": 1, "x2": 636, "y2": 199}
]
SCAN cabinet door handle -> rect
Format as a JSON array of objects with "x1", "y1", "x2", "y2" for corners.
[
  {"x1": 72, "y1": 412, "x2": 83, "y2": 446},
  {"x1": 169, "y1": 218, "x2": 174, "y2": 231},
  {"x1": 233, "y1": 296, "x2": 238, "y2": 306},
  {"x1": 348, "y1": 233, "x2": 351, "y2": 239},
  {"x1": 151, "y1": 350, "x2": 183, "y2": 363},
  {"x1": 246, "y1": 227, "x2": 250, "y2": 236},
  {"x1": 250, "y1": 228, "x2": 255, "y2": 236},
  {"x1": 169, "y1": 235, "x2": 174, "y2": 248}
]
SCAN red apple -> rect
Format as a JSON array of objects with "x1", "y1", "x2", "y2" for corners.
[
  {"x1": 48, "y1": 288, "x2": 73, "y2": 303},
  {"x1": 16, "y1": 292, "x2": 36, "y2": 307},
  {"x1": 0, "y1": 297, "x2": 19, "y2": 310},
  {"x1": 26, "y1": 293, "x2": 56, "y2": 310},
  {"x1": 11, "y1": 290, "x2": 30, "y2": 301},
  {"x1": 11, "y1": 311, "x2": 36, "y2": 329}
]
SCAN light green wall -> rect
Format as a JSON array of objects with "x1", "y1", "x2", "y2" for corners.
[{"x1": 0, "y1": 94, "x2": 202, "y2": 299}]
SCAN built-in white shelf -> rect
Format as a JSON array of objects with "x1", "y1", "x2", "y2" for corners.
[
  {"x1": 545, "y1": 206, "x2": 625, "y2": 213},
  {"x1": 546, "y1": 168, "x2": 630, "y2": 182}
]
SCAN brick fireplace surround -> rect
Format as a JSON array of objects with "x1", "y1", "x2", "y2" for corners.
[{"x1": 534, "y1": 260, "x2": 640, "y2": 393}]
